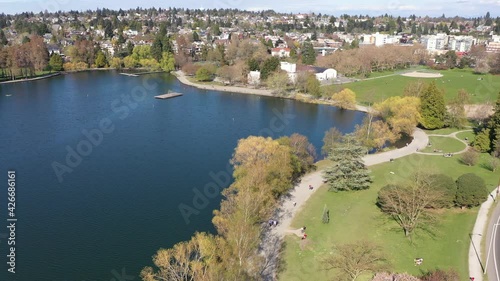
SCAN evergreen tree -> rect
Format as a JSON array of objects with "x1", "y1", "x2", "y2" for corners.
[
  {"x1": 311, "y1": 30, "x2": 317, "y2": 41},
  {"x1": 0, "y1": 30, "x2": 7, "y2": 45},
  {"x1": 323, "y1": 135, "x2": 372, "y2": 192},
  {"x1": 95, "y1": 51, "x2": 107, "y2": 68},
  {"x1": 247, "y1": 58, "x2": 260, "y2": 71},
  {"x1": 161, "y1": 36, "x2": 172, "y2": 53},
  {"x1": 49, "y1": 53, "x2": 63, "y2": 71},
  {"x1": 260, "y1": 57, "x2": 280, "y2": 80},
  {"x1": 322, "y1": 205, "x2": 330, "y2": 224},
  {"x1": 192, "y1": 31, "x2": 200, "y2": 41},
  {"x1": 301, "y1": 41, "x2": 316, "y2": 65},
  {"x1": 151, "y1": 36, "x2": 163, "y2": 62},
  {"x1": 420, "y1": 82, "x2": 446, "y2": 129},
  {"x1": 489, "y1": 92, "x2": 500, "y2": 156},
  {"x1": 117, "y1": 33, "x2": 126, "y2": 45},
  {"x1": 411, "y1": 23, "x2": 417, "y2": 34},
  {"x1": 473, "y1": 128, "x2": 491, "y2": 153}
]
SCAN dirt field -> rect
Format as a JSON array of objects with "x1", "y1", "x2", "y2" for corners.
[{"x1": 400, "y1": 71, "x2": 444, "y2": 78}]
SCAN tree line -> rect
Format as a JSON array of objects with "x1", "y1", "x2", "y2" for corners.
[
  {"x1": 141, "y1": 134, "x2": 316, "y2": 280},
  {"x1": 317, "y1": 44, "x2": 428, "y2": 77},
  {"x1": 0, "y1": 35, "x2": 53, "y2": 79}
]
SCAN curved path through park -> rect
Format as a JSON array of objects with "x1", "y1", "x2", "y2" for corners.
[
  {"x1": 260, "y1": 128, "x2": 429, "y2": 280},
  {"x1": 416, "y1": 129, "x2": 472, "y2": 156}
]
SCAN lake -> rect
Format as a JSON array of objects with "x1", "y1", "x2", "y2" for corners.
[{"x1": 0, "y1": 71, "x2": 365, "y2": 280}]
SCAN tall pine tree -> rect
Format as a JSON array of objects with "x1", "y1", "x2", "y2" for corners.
[
  {"x1": 151, "y1": 36, "x2": 163, "y2": 62},
  {"x1": 323, "y1": 135, "x2": 371, "y2": 192},
  {"x1": 489, "y1": 92, "x2": 500, "y2": 157},
  {"x1": 301, "y1": 42, "x2": 316, "y2": 65},
  {"x1": 420, "y1": 81, "x2": 446, "y2": 129}
]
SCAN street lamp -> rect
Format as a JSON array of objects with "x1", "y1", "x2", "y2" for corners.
[{"x1": 470, "y1": 233, "x2": 485, "y2": 273}]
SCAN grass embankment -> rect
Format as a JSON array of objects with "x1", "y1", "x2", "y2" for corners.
[
  {"x1": 279, "y1": 152, "x2": 499, "y2": 281},
  {"x1": 456, "y1": 131, "x2": 476, "y2": 143},
  {"x1": 326, "y1": 68, "x2": 500, "y2": 105},
  {"x1": 0, "y1": 70, "x2": 55, "y2": 82},
  {"x1": 185, "y1": 76, "x2": 224, "y2": 86}
]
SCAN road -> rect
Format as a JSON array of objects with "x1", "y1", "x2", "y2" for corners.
[{"x1": 485, "y1": 192, "x2": 500, "y2": 281}]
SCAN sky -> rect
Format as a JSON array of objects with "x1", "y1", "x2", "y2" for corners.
[{"x1": 0, "y1": 0, "x2": 498, "y2": 17}]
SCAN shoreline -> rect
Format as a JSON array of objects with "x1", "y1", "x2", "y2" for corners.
[
  {"x1": 174, "y1": 70, "x2": 371, "y2": 113},
  {"x1": 0, "y1": 72, "x2": 61, "y2": 84},
  {"x1": 174, "y1": 70, "x2": 274, "y2": 97}
]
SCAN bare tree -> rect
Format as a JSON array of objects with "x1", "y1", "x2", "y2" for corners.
[
  {"x1": 377, "y1": 171, "x2": 443, "y2": 238},
  {"x1": 322, "y1": 241, "x2": 389, "y2": 281}
]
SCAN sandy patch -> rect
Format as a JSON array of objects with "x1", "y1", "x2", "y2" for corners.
[{"x1": 401, "y1": 71, "x2": 443, "y2": 78}]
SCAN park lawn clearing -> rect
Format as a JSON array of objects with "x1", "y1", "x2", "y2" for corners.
[
  {"x1": 456, "y1": 131, "x2": 476, "y2": 144},
  {"x1": 326, "y1": 68, "x2": 500, "y2": 105},
  {"x1": 423, "y1": 127, "x2": 464, "y2": 135},
  {"x1": 421, "y1": 136, "x2": 466, "y2": 153},
  {"x1": 279, "y1": 153, "x2": 500, "y2": 281}
]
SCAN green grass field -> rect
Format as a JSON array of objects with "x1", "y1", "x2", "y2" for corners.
[
  {"x1": 279, "y1": 153, "x2": 500, "y2": 281},
  {"x1": 326, "y1": 68, "x2": 500, "y2": 105},
  {"x1": 421, "y1": 136, "x2": 466, "y2": 153},
  {"x1": 456, "y1": 131, "x2": 476, "y2": 144},
  {"x1": 423, "y1": 128, "x2": 467, "y2": 135}
]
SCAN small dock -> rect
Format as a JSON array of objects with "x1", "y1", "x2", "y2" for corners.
[
  {"x1": 120, "y1": 73, "x2": 139, "y2": 77},
  {"x1": 154, "y1": 92, "x2": 183, "y2": 99}
]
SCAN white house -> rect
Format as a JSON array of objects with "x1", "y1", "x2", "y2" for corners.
[
  {"x1": 247, "y1": 71, "x2": 261, "y2": 86},
  {"x1": 280, "y1": 62, "x2": 297, "y2": 83}
]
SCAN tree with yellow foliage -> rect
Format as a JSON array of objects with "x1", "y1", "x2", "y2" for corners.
[
  {"x1": 331, "y1": 88, "x2": 357, "y2": 110},
  {"x1": 374, "y1": 96, "x2": 421, "y2": 137},
  {"x1": 354, "y1": 119, "x2": 398, "y2": 151}
]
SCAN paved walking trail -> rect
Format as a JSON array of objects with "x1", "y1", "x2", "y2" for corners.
[
  {"x1": 260, "y1": 128, "x2": 429, "y2": 280},
  {"x1": 174, "y1": 70, "x2": 274, "y2": 96}
]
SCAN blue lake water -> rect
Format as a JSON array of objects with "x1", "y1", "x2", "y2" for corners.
[{"x1": 0, "y1": 71, "x2": 365, "y2": 280}]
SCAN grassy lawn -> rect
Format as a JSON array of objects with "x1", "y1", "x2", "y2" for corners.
[
  {"x1": 421, "y1": 136, "x2": 466, "y2": 153},
  {"x1": 185, "y1": 76, "x2": 224, "y2": 86},
  {"x1": 326, "y1": 68, "x2": 500, "y2": 105},
  {"x1": 456, "y1": 131, "x2": 476, "y2": 143},
  {"x1": 279, "y1": 153, "x2": 500, "y2": 281},
  {"x1": 424, "y1": 127, "x2": 466, "y2": 135}
]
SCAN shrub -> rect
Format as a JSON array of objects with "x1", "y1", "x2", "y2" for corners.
[
  {"x1": 428, "y1": 174, "x2": 456, "y2": 208},
  {"x1": 181, "y1": 63, "x2": 199, "y2": 76},
  {"x1": 195, "y1": 66, "x2": 214, "y2": 81},
  {"x1": 486, "y1": 157, "x2": 500, "y2": 172},
  {"x1": 421, "y1": 269, "x2": 459, "y2": 281},
  {"x1": 372, "y1": 272, "x2": 420, "y2": 281},
  {"x1": 332, "y1": 88, "x2": 356, "y2": 110},
  {"x1": 455, "y1": 173, "x2": 488, "y2": 207},
  {"x1": 473, "y1": 128, "x2": 491, "y2": 153},
  {"x1": 460, "y1": 147, "x2": 479, "y2": 166}
]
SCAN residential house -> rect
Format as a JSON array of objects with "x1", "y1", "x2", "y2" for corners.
[
  {"x1": 280, "y1": 62, "x2": 297, "y2": 82},
  {"x1": 247, "y1": 71, "x2": 261, "y2": 86},
  {"x1": 271, "y1": 47, "x2": 291, "y2": 58}
]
